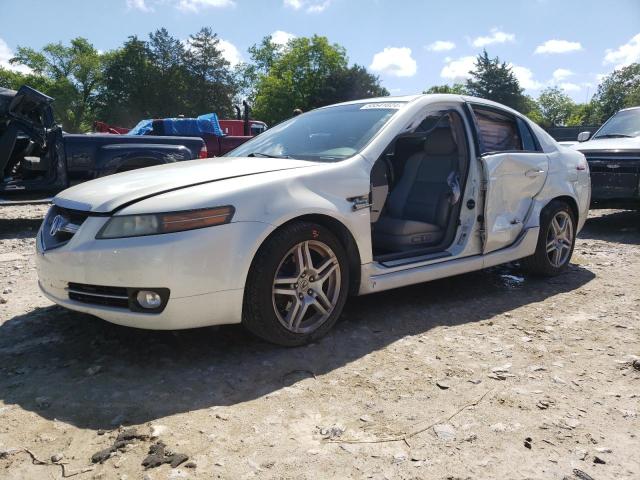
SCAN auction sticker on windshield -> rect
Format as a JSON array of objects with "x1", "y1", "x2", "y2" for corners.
[{"x1": 360, "y1": 102, "x2": 405, "y2": 110}]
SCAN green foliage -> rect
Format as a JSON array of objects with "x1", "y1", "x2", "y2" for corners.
[
  {"x1": 537, "y1": 87, "x2": 575, "y2": 127},
  {"x1": 423, "y1": 84, "x2": 468, "y2": 95},
  {"x1": 98, "y1": 28, "x2": 236, "y2": 126},
  {"x1": 591, "y1": 63, "x2": 640, "y2": 123},
  {"x1": 250, "y1": 35, "x2": 387, "y2": 125},
  {"x1": 11, "y1": 38, "x2": 102, "y2": 132},
  {"x1": 466, "y1": 50, "x2": 530, "y2": 113}
]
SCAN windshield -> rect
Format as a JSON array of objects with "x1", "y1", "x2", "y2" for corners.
[
  {"x1": 225, "y1": 102, "x2": 405, "y2": 161},
  {"x1": 593, "y1": 109, "x2": 640, "y2": 139}
]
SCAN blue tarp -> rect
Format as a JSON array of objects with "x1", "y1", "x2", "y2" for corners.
[{"x1": 128, "y1": 113, "x2": 224, "y2": 137}]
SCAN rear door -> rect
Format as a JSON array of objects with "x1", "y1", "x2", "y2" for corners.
[{"x1": 469, "y1": 105, "x2": 548, "y2": 254}]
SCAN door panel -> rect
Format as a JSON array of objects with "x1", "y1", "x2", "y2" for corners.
[{"x1": 481, "y1": 152, "x2": 548, "y2": 253}]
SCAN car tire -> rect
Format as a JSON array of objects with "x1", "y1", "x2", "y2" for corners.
[
  {"x1": 242, "y1": 221, "x2": 350, "y2": 346},
  {"x1": 521, "y1": 200, "x2": 576, "y2": 276}
]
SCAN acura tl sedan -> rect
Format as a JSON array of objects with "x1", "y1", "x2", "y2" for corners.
[{"x1": 36, "y1": 95, "x2": 591, "y2": 346}]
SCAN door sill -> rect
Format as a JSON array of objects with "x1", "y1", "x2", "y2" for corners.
[{"x1": 377, "y1": 250, "x2": 452, "y2": 268}]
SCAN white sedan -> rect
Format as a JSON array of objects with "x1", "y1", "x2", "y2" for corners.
[{"x1": 36, "y1": 95, "x2": 591, "y2": 346}]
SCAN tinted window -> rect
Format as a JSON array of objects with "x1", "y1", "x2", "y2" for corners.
[
  {"x1": 516, "y1": 117, "x2": 539, "y2": 151},
  {"x1": 226, "y1": 102, "x2": 404, "y2": 162},
  {"x1": 472, "y1": 107, "x2": 521, "y2": 153}
]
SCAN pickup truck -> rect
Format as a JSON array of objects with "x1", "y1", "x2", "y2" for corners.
[
  {"x1": 127, "y1": 102, "x2": 268, "y2": 157},
  {"x1": 571, "y1": 106, "x2": 640, "y2": 209},
  {"x1": 0, "y1": 86, "x2": 206, "y2": 199}
]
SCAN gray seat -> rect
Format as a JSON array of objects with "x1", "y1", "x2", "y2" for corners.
[{"x1": 373, "y1": 127, "x2": 460, "y2": 252}]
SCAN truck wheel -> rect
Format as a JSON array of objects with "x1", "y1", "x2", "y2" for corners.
[
  {"x1": 242, "y1": 222, "x2": 349, "y2": 347},
  {"x1": 521, "y1": 200, "x2": 576, "y2": 276}
]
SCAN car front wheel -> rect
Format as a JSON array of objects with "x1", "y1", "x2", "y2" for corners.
[
  {"x1": 521, "y1": 200, "x2": 576, "y2": 276},
  {"x1": 242, "y1": 222, "x2": 349, "y2": 346}
]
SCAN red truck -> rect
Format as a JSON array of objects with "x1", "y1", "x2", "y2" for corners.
[{"x1": 95, "y1": 102, "x2": 267, "y2": 157}]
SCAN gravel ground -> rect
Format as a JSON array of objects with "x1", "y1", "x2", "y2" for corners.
[{"x1": 0, "y1": 204, "x2": 638, "y2": 480}]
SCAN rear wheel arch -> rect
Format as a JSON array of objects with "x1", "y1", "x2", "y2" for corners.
[{"x1": 547, "y1": 195, "x2": 579, "y2": 224}]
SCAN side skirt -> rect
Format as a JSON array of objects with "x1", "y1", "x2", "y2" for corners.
[{"x1": 358, "y1": 226, "x2": 539, "y2": 295}]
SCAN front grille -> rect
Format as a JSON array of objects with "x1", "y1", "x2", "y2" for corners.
[
  {"x1": 67, "y1": 283, "x2": 130, "y2": 309},
  {"x1": 41, "y1": 205, "x2": 90, "y2": 251},
  {"x1": 583, "y1": 151, "x2": 640, "y2": 201}
]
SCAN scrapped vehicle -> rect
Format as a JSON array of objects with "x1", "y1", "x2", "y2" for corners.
[
  {"x1": 36, "y1": 94, "x2": 591, "y2": 346},
  {"x1": 571, "y1": 106, "x2": 640, "y2": 209},
  {"x1": 0, "y1": 86, "x2": 206, "y2": 198},
  {"x1": 127, "y1": 102, "x2": 268, "y2": 156}
]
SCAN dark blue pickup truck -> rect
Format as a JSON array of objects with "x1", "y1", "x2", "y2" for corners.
[{"x1": 0, "y1": 86, "x2": 206, "y2": 199}]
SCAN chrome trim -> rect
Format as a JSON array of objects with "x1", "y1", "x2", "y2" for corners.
[{"x1": 66, "y1": 288, "x2": 129, "y2": 300}]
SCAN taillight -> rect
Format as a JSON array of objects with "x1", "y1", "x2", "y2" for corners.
[{"x1": 199, "y1": 145, "x2": 208, "y2": 159}]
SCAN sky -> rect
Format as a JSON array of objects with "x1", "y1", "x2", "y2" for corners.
[{"x1": 1, "y1": 0, "x2": 639, "y2": 102}]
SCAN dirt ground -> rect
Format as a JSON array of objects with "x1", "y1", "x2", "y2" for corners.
[{"x1": 0, "y1": 204, "x2": 638, "y2": 480}]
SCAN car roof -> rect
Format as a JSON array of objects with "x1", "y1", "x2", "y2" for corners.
[{"x1": 323, "y1": 94, "x2": 526, "y2": 117}]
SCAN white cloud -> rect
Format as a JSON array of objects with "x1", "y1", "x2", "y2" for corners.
[
  {"x1": 559, "y1": 82, "x2": 580, "y2": 92},
  {"x1": 509, "y1": 64, "x2": 543, "y2": 90},
  {"x1": 472, "y1": 28, "x2": 515, "y2": 48},
  {"x1": 127, "y1": 0, "x2": 235, "y2": 12},
  {"x1": 284, "y1": 0, "x2": 331, "y2": 13},
  {"x1": 440, "y1": 56, "x2": 475, "y2": 81},
  {"x1": 552, "y1": 68, "x2": 573, "y2": 82},
  {"x1": 176, "y1": 0, "x2": 235, "y2": 12},
  {"x1": 426, "y1": 40, "x2": 455, "y2": 52},
  {"x1": 217, "y1": 39, "x2": 241, "y2": 66},
  {"x1": 0, "y1": 38, "x2": 31, "y2": 74},
  {"x1": 604, "y1": 33, "x2": 640, "y2": 69},
  {"x1": 534, "y1": 39, "x2": 583, "y2": 54},
  {"x1": 126, "y1": 0, "x2": 152, "y2": 12},
  {"x1": 369, "y1": 47, "x2": 417, "y2": 77},
  {"x1": 271, "y1": 30, "x2": 296, "y2": 47}
]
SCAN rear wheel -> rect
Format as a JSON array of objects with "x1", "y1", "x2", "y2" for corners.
[
  {"x1": 242, "y1": 222, "x2": 349, "y2": 346},
  {"x1": 521, "y1": 200, "x2": 576, "y2": 276}
]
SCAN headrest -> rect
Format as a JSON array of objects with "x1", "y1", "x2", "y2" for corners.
[{"x1": 424, "y1": 127, "x2": 457, "y2": 155}]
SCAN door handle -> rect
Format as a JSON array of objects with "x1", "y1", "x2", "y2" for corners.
[{"x1": 525, "y1": 169, "x2": 545, "y2": 178}]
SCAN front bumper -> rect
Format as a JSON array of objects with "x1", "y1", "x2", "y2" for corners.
[{"x1": 36, "y1": 214, "x2": 274, "y2": 329}]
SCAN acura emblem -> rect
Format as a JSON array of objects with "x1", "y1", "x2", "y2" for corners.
[{"x1": 49, "y1": 215, "x2": 67, "y2": 236}]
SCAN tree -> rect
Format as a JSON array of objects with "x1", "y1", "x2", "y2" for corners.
[
  {"x1": 591, "y1": 63, "x2": 640, "y2": 123},
  {"x1": 97, "y1": 36, "x2": 155, "y2": 126},
  {"x1": 423, "y1": 83, "x2": 468, "y2": 95},
  {"x1": 183, "y1": 27, "x2": 237, "y2": 118},
  {"x1": 11, "y1": 38, "x2": 102, "y2": 132},
  {"x1": 147, "y1": 28, "x2": 188, "y2": 117},
  {"x1": 537, "y1": 87, "x2": 575, "y2": 127},
  {"x1": 466, "y1": 50, "x2": 529, "y2": 113},
  {"x1": 251, "y1": 35, "x2": 387, "y2": 124}
]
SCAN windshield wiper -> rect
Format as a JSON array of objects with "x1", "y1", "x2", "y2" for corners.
[
  {"x1": 247, "y1": 152, "x2": 292, "y2": 159},
  {"x1": 594, "y1": 133, "x2": 634, "y2": 139}
]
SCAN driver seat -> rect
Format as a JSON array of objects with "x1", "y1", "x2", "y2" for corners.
[{"x1": 373, "y1": 127, "x2": 461, "y2": 252}]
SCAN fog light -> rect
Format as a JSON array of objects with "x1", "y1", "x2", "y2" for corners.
[{"x1": 136, "y1": 290, "x2": 162, "y2": 309}]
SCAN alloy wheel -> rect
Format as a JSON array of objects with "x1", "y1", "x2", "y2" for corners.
[
  {"x1": 545, "y1": 211, "x2": 573, "y2": 268},
  {"x1": 271, "y1": 240, "x2": 341, "y2": 334}
]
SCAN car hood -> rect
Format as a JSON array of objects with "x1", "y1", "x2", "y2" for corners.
[
  {"x1": 571, "y1": 136, "x2": 640, "y2": 152},
  {"x1": 54, "y1": 157, "x2": 316, "y2": 213}
]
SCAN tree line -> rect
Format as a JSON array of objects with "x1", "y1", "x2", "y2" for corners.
[
  {"x1": 0, "y1": 28, "x2": 638, "y2": 133},
  {"x1": 426, "y1": 51, "x2": 640, "y2": 129}
]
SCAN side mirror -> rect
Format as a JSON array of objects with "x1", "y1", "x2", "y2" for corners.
[{"x1": 577, "y1": 131, "x2": 591, "y2": 142}]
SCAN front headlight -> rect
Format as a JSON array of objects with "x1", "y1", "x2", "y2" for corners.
[{"x1": 96, "y1": 206, "x2": 235, "y2": 239}]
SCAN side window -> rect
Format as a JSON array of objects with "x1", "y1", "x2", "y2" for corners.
[
  {"x1": 516, "y1": 117, "x2": 540, "y2": 152},
  {"x1": 471, "y1": 106, "x2": 522, "y2": 153}
]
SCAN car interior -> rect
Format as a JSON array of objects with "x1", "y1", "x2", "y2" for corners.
[
  {"x1": 370, "y1": 110, "x2": 470, "y2": 262},
  {"x1": 0, "y1": 87, "x2": 57, "y2": 187}
]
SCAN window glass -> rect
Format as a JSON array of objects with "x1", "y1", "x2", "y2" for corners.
[
  {"x1": 226, "y1": 102, "x2": 404, "y2": 162},
  {"x1": 472, "y1": 107, "x2": 522, "y2": 153},
  {"x1": 516, "y1": 117, "x2": 538, "y2": 151},
  {"x1": 593, "y1": 108, "x2": 640, "y2": 139}
]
